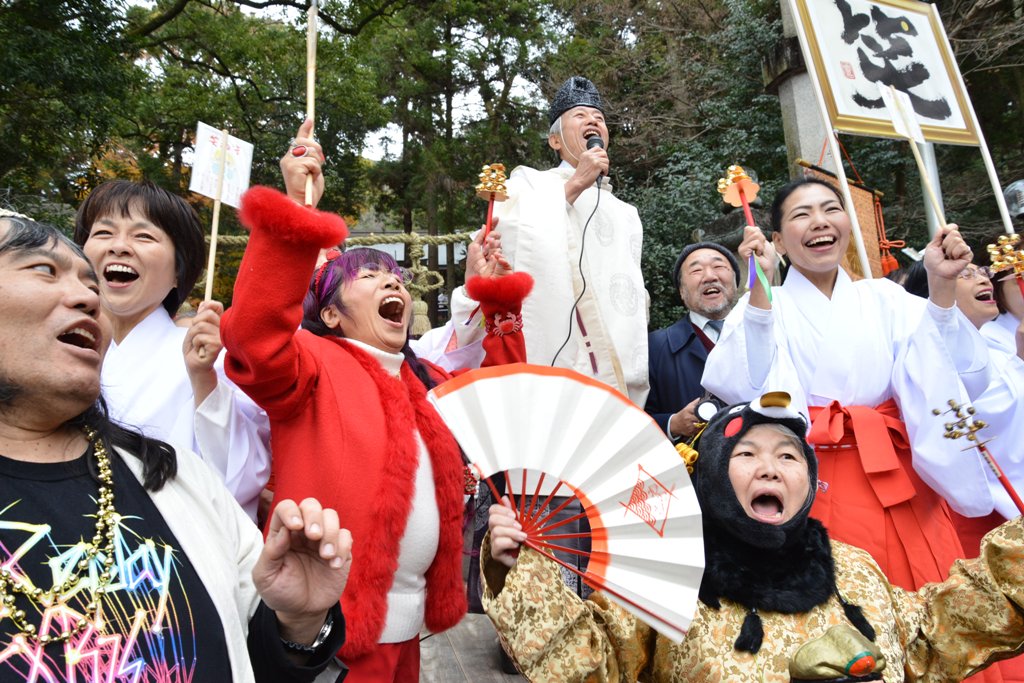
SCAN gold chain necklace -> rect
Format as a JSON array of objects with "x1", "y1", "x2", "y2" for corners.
[{"x1": 0, "y1": 426, "x2": 118, "y2": 644}]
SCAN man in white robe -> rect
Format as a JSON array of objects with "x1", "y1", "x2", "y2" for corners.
[{"x1": 492, "y1": 76, "x2": 649, "y2": 406}]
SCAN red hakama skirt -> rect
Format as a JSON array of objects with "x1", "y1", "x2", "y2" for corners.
[{"x1": 807, "y1": 398, "x2": 964, "y2": 591}]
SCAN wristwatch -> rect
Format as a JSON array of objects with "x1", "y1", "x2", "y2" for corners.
[{"x1": 281, "y1": 611, "x2": 334, "y2": 655}]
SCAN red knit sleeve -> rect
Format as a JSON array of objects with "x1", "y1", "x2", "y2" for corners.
[
  {"x1": 221, "y1": 186, "x2": 348, "y2": 417},
  {"x1": 464, "y1": 272, "x2": 533, "y2": 367}
]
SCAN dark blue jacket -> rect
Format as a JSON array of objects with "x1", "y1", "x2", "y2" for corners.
[{"x1": 644, "y1": 315, "x2": 709, "y2": 436}]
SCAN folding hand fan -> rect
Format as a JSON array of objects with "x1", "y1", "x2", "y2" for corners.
[{"x1": 428, "y1": 363, "x2": 704, "y2": 643}]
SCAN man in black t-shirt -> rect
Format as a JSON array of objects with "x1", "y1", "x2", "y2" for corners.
[{"x1": 0, "y1": 213, "x2": 352, "y2": 682}]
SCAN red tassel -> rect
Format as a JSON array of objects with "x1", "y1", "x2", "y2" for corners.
[{"x1": 881, "y1": 252, "x2": 899, "y2": 275}]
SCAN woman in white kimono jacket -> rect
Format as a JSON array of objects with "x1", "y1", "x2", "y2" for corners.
[
  {"x1": 74, "y1": 180, "x2": 270, "y2": 521},
  {"x1": 703, "y1": 177, "x2": 994, "y2": 593}
]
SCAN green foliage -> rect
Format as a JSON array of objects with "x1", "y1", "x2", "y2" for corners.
[
  {"x1": 356, "y1": 0, "x2": 553, "y2": 236},
  {"x1": 0, "y1": 0, "x2": 133, "y2": 201},
  {"x1": 1, "y1": 0, "x2": 1021, "y2": 322}
]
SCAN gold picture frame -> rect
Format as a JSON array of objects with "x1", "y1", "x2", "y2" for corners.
[{"x1": 794, "y1": 0, "x2": 978, "y2": 145}]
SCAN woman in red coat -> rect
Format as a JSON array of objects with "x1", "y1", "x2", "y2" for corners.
[{"x1": 221, "y1": 120, "x2": 531, "y2": 682}]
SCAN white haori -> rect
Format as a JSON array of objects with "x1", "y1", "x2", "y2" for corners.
[
  {"x1": 972, "y1": 330, "x2": 1024, "y2": 520},
  {"x1": 982, "y1": 311, "x2": 1019, "y2": 357}
]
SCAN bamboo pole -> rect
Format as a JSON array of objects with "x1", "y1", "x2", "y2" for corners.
[
  {"x1": 929, "y1": 5, "x2": 1013, "y2": 234},
  {"x1": 304, "y1": 0, "x2": 318, "y2": 207},
  {"x1": 889, "y1": 86, "x2": 948, "y2": 228}
]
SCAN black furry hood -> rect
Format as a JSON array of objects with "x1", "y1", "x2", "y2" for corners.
[
  {"x1": 699, "y1": 516, "x2": 834, "y2": 613},
  {"x1": 690, "y1": 394, "x2": 877, "y2": 655}
]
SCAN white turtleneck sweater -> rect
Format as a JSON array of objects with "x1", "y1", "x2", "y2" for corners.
[{"x1": 346, "y1": 339, "x2": 441, "y2": 643}]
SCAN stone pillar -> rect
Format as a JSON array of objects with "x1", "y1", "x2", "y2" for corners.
[{"x1": 763, "y1": 2, "x2": 836, "y2": 177}]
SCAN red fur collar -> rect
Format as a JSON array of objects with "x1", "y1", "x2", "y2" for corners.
[{"x1": 335, "y1": 340, "x2": 467, "y2": 658}]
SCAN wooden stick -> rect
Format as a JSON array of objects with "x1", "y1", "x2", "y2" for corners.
[
  {"x1": 304, "y1": 0, "x2": 318, "y2": 207},
  {"x1": 203, "y1": 129, "x2": 229, "y2": 302},
  {"x1": 889, "y1": 86, "x2": 948, "y2": 228},
  {"x1": 977, "y1": 442, "x2": 1024, "y2": 515}
]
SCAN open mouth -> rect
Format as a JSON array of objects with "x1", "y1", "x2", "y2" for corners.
[
  {"x1": 750, "y1": 493, "x2": 784, "y2": 522},
  {"x1": 975, "y1": 289, "x2": 995, "y2": 303},
  {"x1": 378, "y1": 296, "x2": 406, "y2": 324},
  {"x1": 57, "y1": 324, "x2": 100, "y2": 352},
  {"x1": 104, "y1": 264, "x2": 139, "y2": 284},
  {"x1": 805, "y1": 235, "x2": 837, "y2": 248},
  {"x1": 701, "y1": 284, "x2": 722, "y2": 296}
]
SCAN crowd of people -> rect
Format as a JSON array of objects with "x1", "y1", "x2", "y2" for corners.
[{"x1": 1, "y1": 74, "x2": 1023, "y2": 683}]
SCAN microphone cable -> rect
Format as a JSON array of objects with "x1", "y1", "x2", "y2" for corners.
[{"x1": 551, "y1": 139, "x2": 604, "y2": 367}]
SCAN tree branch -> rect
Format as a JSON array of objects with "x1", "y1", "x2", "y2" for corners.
[{"x1": 128, "y1": 0, "x2": 193, "y2": 38}]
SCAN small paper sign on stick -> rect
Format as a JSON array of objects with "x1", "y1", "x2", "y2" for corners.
[
  {"x1": 189, "y1": 121, "x2": 254, "y2": 209},
  {"x1": 878, "y1": 86, "x2": 925, "y2": 145}
]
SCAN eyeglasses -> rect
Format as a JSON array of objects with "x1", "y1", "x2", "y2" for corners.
[{"x1": 958, "y1": 265, "x2": 993, "y2": 281}]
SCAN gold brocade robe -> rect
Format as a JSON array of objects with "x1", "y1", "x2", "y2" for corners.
[{"x1": 481, "y1": 519, "x2": 1024, "y2": 682}]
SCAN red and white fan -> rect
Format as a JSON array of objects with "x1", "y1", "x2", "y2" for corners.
[{"x1": 429, "y1": 363, "x2": 704, "y2": 642}]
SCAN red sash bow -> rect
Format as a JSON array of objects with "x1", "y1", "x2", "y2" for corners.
[{"x1": 808, "y1": 398, "x2": 916, "y2": 508}]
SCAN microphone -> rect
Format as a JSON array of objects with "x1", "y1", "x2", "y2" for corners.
[{"x1": 586, "y1": 135, "x2": 605, "y2": 186}]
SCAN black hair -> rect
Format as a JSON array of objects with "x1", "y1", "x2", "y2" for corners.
[
  {"x1": 0, "y1": 213, "x2": 86, "y2": 262},
  {"x1": 71, "y1": 399, "x2": 178, "y2": 491},
  {"x1": 770, "y1": 177, "x2": 845, "y2": 233},
  {"x1": 0, "y1": 215, "x2": 178, "y2": 490},
  {"x1": 73, "y1": 180, "x2": 206, "y2": 316},
  {"x1": 901, "y1": 260, "x2": 929, "y2": 299}
]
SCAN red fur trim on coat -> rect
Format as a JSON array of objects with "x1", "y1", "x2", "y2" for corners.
[
  {"x1": 333, "y1": 341, "x2": 466, "y2": 658},
  {"x1": 465, "y1": 272, "x2": 534, "y2": 314},
  {"x1": 334, "y1": 341, "x2": 415, "y2": 658},
  {"x1": 238, "y1": 186, "x2": 348, "y2": 247}
]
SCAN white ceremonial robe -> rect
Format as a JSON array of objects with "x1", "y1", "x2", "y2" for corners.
[
  {"x1": 702, "y1": 268, "x2": 994, "y2": 516},
  {"x1": 409, "y1": 286, "x2": 486, "y2": 372},
  {"x1": 982, "y1": 311, "x2": 1019, "y2": 357},
  {"x1": 493, "y1": 163, "x2": 649, "y2": 406},
  {"x1": 974, "y1": 319, "x2": 1024, "y2": 520},
  {"x1": 101, "y1": 308, "x2": 271, "y2": 521}
]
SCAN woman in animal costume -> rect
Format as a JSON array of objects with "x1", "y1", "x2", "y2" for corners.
[{"x1": 483, "y1": 392, "x2": 1024, "y2": 682}]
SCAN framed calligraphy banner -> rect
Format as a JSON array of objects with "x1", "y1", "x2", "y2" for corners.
[{"x1": 794, "y1": 0, "x2": 978, "y2": 145}]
